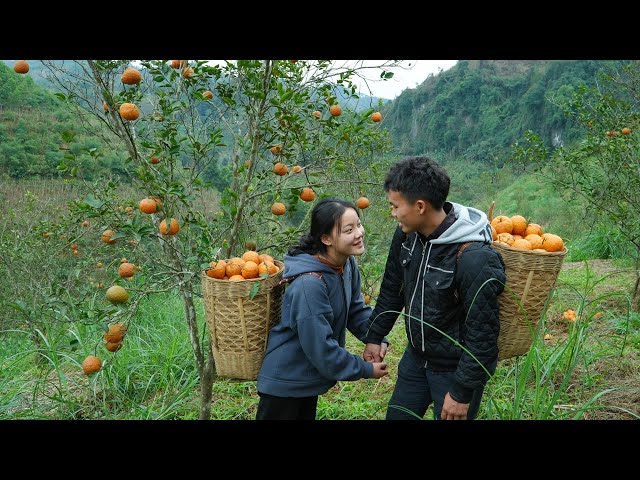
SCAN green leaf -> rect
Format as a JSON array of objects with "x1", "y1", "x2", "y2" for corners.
[
  {"x1": 249, "y1": 282, "x2": 261, "y2": 300},
  {"x1": 83, "y1": 194, "x2": 106, "y2": 209},
  {"x1": 62, "y1": 131, "x2": 75, "y2": 142},
  {"x1": 54, "y1": 93, "x2": 67, "y2": 101}
]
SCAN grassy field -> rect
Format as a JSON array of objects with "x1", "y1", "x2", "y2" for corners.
[
  {"x1": 1, "y1": 179, "x2": 638, "y2": 420},
  {"x1": 1, "y1": 258, "x2": 637, "y2": 420}
]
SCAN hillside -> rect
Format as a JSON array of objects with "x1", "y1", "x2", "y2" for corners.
[{"x1": 382, "y1": 59, "x2": 633, "y2": 163}]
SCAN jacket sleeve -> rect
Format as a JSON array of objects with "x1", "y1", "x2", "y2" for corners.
[
  {"x1": 365, "y1": 226, "x2": 406, "y2": 344},
  {"x1": 291, "y1": 275, "x2": 374, "y2": 381},
  {"x1": 449, "y1": 247, "x2": 506, "y2": 403}
]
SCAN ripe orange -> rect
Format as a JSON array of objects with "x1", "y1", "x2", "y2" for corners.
[
  {"x1": 70, "y1": 244, "x2": 78, "y2": 250},
  {"x1": 106, "y1": 285, "x2": 129, "y2": 304},
  {"x1": 43, "y1": 232, "x2": 50, "y2": 238},
  {"x1": 120, "y1": 257, "x2": 128, "y2": 263},
  {"x1": 182, "y1": 67, "x2": 194, "y2": 78},
  {"x1": 524, "y1": 234, "x2": 543, "y2": 250},
  {"x1": 242, "y1": 250, "x2": 261, "y2": 264},
  {"x1": 364, "y1": 294, "x2": 371, "y2": 304},
  {"x1": 312, "y1": 111, "x2": 321, "y2": 119},
  {"x1": 103, "y1": 101, "x2": 109, "y2": 112},
  {"x1": 371, "y1": 112, "x2": 382, "y2": 122},
  {"x1": 82, "y1": 355, "x2": 102, "y2": 375},
  {"x1": 207, "y1": 260, "x2": 227, "y2": 279},
  {"x1": 121, "y1": 67, "x2": 142, "y2": 85},
  {"x1": 202, "y1": 90, "x2": 213, "y2": 100},
  {"x1": 13, "y1": 60, "x2": 29, "y2": 74},
  {"x1": 105, "y1": 341, "x2": 123, "y2": 352},
  {"x1": 541, "y1": 233, "x2": 564, "y2": 252},
  {"x1": 150, "y1": 157, "x2": 160, "y2": 164},
  {"x1": 118, "y1": 262, "x2": 135, "y2": 278},
  {"x1": 271, "y1": 202, "x2": 286, "y2": 216},
  {"x1": 621, "y1": 127, "x2": 632, "y2": 135},
  {"x1": 226, "y1": 263, "x2": 242, "y2": 277},
  {"x1": 524, "y1": 223, "x2": 544, "y2": 236},
  {"x1": 270, "y1": 144, "x2": 283, "y2": 155},
  {"x1": 72, "y1": 249, "x2": 79, "y2": 256},
  {"x1": 356, "y1": 197, "x2": 370, "y2": 209},
  {"x1": 159, "y1": 218, "x2": 180, "y2": 235},
  {"x1": 491, "y1": 216, "x2": 513, "y2": 235},
  {"x1": 241, "y1": 261, "x2": 260, "y2": 279},
  {"x1": 119, "y1": 103, "x2": 140, "y2": 121},
  {"x1": 104, "y1": 322, "x2": 128, "y2": 343},
  {"x1": 292, "y1": 165, "x2": 302, "y2": 173},
  {"x1": 170, "y1": 60, "x2": 185, "y2": 69},
  {"x1": 259, "y1": 254, "x2": 274, "y2": 264},
  {"x1": 510, "y1": 215, "x2": 528, "y2": 236},
  {"x1": 229, "y1": 274, "x2": 245, "y2": 281},
  {"x1": 300, "y1": 187, "x2": 315, "y2": 202},
  {"x1": 139, "y1": 198, "x2": 158, "y2": 214},
  {"x1": 329, "y1": 104, "x2": 342, "y2": 117},
  {"x1": 511, "y1": 238, "x2": 533, "y2": 250},
  {"x1": 101, "y1": 229, "x2": 117, "y2": 244},
  {"x1": 81, "y1": 220, "x2": 90, "y2": 227},
  {"x1": 273, "y1": 162, "x2": 288, "y2": 175}
]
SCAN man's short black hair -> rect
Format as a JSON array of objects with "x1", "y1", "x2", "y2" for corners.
[{"x1": 384, "y1": 156, "x2": 450, "y2": 210}]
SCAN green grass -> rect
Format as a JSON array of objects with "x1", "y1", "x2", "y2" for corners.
[{"x1": 1, "y1": 178, "x2": 638, "y2": 420}]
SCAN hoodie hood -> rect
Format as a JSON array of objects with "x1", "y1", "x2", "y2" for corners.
[
  {"x1": 282, "y1": 252, "x2": 338, "y2": 279},
  {"x1": 430, "y1": 202, "x2": 492, "y2": 245}
]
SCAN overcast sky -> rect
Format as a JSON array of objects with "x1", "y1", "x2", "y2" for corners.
[{"x1": 353, "y1": 60, "x2": 458, "y2": 99}]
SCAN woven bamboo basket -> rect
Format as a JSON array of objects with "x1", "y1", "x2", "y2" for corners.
[
  {"x1": 491, "y1": 242, "x2": 567, "y2": 360},
  {"x1": 201, "y1": 260, "x2": 284, "y2": 380}
]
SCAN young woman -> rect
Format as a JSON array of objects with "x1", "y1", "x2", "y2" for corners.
[{"x1": 256, "y1": 198, "x2": 389, "y2": 420}]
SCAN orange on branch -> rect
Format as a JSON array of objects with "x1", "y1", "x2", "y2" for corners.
[
  {"x1": 371, "y1": 112, "x2": 382, "y2": 122},
  {"x1": 121, "y1": 67, "x2": 142, "y2": 85},
  {"x1": 271, "y1": 202, "x2": 286, "y2": 216},
  {"x1": 14, "y1": 60, "x2": 29, "y2": 74},
  {"x1": 300, "y1": 187, "x2": 315, "y2": 202},
  {"x1": 159, "y1": 218, "x2": 180, "y2": 236},
  {"x1": 118, "y1": 262, "x2": 135, "y2": 278},
  {"x1": 101, "y1": 229, "x2": 117, "y2": 245},
  {"x1": 329, "y1": 104, "x2": 342, "y2": 117},
  {"x1": 273, "y1": 162, "x2": 288, "y2": 175},
  {"x1": 82, "y1": 355, "x2": 102, "y2": 375},
  {"x1": 119, "y1": 103, "x2": 140, "y2": 121},
  {"x1": 139, "y1": 198, "x2": 158, "y2": 214},
  {"x1": 356, "y1": 197, "x2": 370, "y2": 209}
]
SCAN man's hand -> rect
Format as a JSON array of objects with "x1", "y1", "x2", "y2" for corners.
[
  {"x1": 441, "y1": 392, "x2": 470, "y2": 420},
  {"x1": 363, "y1": 343, "x2": 382, "y2": 362}
]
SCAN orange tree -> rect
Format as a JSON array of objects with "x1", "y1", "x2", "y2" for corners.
[
  {"x1": 514, "y1": 62, "x2": 640, "y2": 310},
  {"x1": 40, "y1": 59, "x2": 403, "y2": 418}
]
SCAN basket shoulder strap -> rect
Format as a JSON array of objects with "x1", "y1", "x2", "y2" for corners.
[
  {"x1": 454, "y1": 242, "x2": 475, "y2": 302},
  {"x1": 278, "y1": 271, "x2": 326, "y2": 287}
]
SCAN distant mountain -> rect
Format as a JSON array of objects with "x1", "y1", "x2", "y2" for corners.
[{"x1": 380, "y1": 59, "x2": 633, "y2": 163}]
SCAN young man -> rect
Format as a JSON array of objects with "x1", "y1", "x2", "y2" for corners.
[{"x1": 363, "y1": 156, "x2": 506, "y2": 420}]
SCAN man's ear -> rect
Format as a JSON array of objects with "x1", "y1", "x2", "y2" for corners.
[{"x1": 416, "y1": 199, "x2": 428, "y2": 214}]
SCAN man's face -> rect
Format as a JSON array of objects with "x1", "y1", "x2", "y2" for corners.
[{"x1": 387, "y1": 190, "x2": 421, "y2": 234}]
